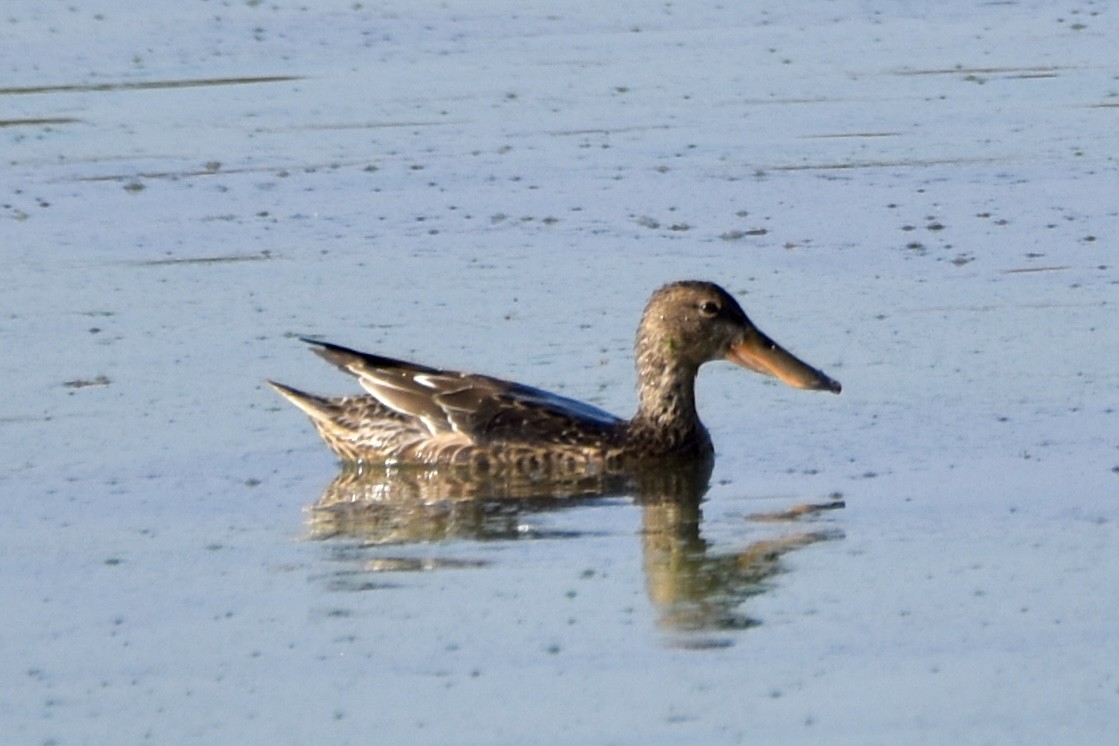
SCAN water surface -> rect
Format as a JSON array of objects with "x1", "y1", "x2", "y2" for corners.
[{"x1": 2, "y1": 1, "x2": 1117, "y2": 743}]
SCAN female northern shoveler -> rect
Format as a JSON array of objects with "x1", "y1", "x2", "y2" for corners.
[{"x1": 268, "y1": 281, "x2": 840, "y2": 469}]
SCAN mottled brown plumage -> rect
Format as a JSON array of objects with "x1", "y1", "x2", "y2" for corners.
[{"x1": 269, "y1": 281, "x2": 840, "y2": 470}]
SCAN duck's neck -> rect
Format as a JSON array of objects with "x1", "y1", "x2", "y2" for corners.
[{"x1": 630, "y1": 339, "x2": 707, "y2": 451}]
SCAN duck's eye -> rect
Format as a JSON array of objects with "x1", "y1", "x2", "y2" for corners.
[{"x1": 698, "y1": 300, "x2": 720, "y2": 318}]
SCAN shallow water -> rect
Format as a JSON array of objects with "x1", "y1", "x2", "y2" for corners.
[{"x1": 3, "y1": 1, "x2": 1118, "y2": 743}]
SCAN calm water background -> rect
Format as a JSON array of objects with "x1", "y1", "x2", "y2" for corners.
[{"x1": 2, "y1": 1, "x2": 1117, "y2": 743}]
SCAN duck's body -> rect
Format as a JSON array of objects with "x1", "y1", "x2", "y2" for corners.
[
  {"x1": 269, "y1": 354, "x2": 642, "y2": 469},
  {"x1": 269, "y1": 281, "x2": 840, "y2": 470}
]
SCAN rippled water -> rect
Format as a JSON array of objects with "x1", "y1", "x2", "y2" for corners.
[{"x1": 3, "y1": 1, "x2": 1117, "y2": 743}]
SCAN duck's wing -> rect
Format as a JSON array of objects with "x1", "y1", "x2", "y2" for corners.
[
  {"x1": 305, "y1": 339, "x2": 622, "y2": 443},
  {"x1": 442, "y1": 378, "x2": 623, "y2": 445}
]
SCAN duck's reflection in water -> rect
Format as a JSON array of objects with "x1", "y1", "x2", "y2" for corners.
[{"x1": 306, "y1": 459, "x2": 842, "y2": 635}]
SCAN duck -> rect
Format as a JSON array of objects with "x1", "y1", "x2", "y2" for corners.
[{"x1": 268, "y1": 280, "x2": 840, "y2": 470}]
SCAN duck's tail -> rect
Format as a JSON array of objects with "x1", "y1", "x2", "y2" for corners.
[{"x1": 266, "y1": 380, "x2": 340, "y2": 425}]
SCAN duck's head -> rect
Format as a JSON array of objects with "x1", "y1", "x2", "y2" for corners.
[{"x1": 637, "y1": 281, "x2": 841, "y2": 394}]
